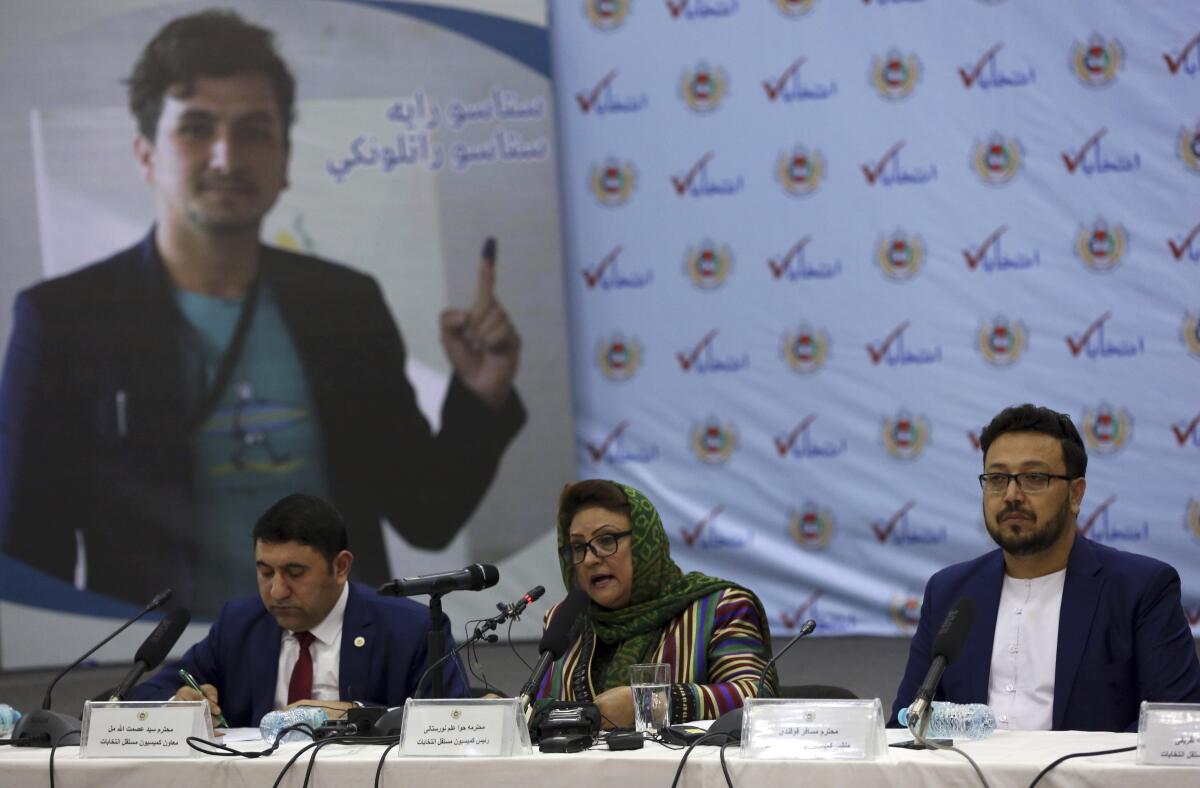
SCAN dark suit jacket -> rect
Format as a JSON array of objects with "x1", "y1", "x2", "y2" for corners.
[
  {"x1": 127, "y1": 581, "x2": 468, "y2": 726},
  {"x1": 891, "y1": 536, "x2": 1200, "y2": 731},
  {"x1": 0, "y1": 231, "x2": 524, "y2": 612}
]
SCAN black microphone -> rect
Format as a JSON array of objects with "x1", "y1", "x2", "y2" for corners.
[
  {"x1": 706, "y1": 618, "x2": 818, "y2": 742},
  {"x1": 11, "y1": 588, "x2": 173, "y2": 747},
  {"x1": 907, "y1": 597, "x2": 976, "y2": 733},
  {"x1": 377, "y1": 564, "x2": 499, "y2": 597},
  {"x1": 518, "y1": 587, "x2": 589, "y2": 713},
  {"x1": 110, "y1": 608, "x2": 193, "y2": 700},
  {"x1": 497, "y1": 585, "x2": 546, "y2": 619}
]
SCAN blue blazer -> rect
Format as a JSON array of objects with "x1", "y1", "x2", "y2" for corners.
[
  {"x1": 891, "y1": 536, "x2": 1200, "y2": 732},
  {"x1": 129, "y1": 581, "x2": 468, "y2": 727}
]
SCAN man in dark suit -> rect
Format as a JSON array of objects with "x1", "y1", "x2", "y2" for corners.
[
  {"x1": 892, "y1": 404, "x2": 1200, "y2": 732},
  {"x1": 130, "y1": 494, "x2": 467, "y2": 727},
  {"x1": 0, "y1": 9, "x2": 524, "y2": 617}
]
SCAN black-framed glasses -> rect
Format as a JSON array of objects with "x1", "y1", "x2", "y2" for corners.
[
  {"x1": 978, "y1": 472, "x2": 1075, "y2": 495},
  {"x1": 559, "y1": 531, "x2": 632, "y2": 565}
]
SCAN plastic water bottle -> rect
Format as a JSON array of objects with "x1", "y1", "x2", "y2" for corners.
[
  {"x1": 0, "y1": 704, "x2": 21, "y2": 739},
  {"x1": 259, "y1": 707, "x2": 328, "y2": 743},
  {"x1": 898, "y1": 702, "x2": 997, "y2": 740}
]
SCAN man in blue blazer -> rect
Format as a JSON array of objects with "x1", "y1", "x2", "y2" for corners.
[
  {"x1": 891, "y1": 404, "x2": 1200, "y2": 732},
  {"x1": 130, "y1": 494, "x2": 467, "y2": 726}
]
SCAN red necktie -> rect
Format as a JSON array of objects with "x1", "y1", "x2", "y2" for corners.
[{"x1": 287, "y1": 631, "x2": 316, "y2": 705}]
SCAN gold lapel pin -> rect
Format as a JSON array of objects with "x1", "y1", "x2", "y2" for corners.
[{"x1": 354, "y1": 636, "x2": 366, "y2": 648}]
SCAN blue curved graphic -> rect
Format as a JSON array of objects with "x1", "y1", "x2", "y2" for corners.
[
  {"x1": 333, "y1": 0, "x2": 550, "y2": 77},
  {"x1": 0, "y1": 555, "x2": 159, "y2": 619}
]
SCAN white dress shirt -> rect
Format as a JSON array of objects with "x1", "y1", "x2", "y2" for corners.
[
  {"x1": 987, "y1": 568, "x2": 1066, "y2": 730},
  {"x1": 273, "y1": 582, "x2": 350, "y2": 710}
]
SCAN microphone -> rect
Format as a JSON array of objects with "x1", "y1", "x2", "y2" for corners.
[
  {"x1": 11, "y1": 588, "x2": 174, "y2": 747},
  {"x1": 706, "y1": 618, "x2": 818, "y2": 742},
  {"x1": 518, "y1": 587, "x2": 589, "y2": 712},
  {"x1": 110, "y1": 608, "x2": 193, "y2": 700},
  {"x1": 496, "y1": 585, "x2": 546, "y2": 620},
  {"x1": 377, "y1": 564, "x2": 499, "y2": 597},
  {"x1": 906, "y1": 597, "x2": 976, "y2": 735}
]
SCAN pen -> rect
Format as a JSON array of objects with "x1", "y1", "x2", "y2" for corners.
[{"x1": 179, "y1": 668, "x2": 228, "y2": 728}]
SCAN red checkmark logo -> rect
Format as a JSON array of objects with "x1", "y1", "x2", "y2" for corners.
[
  {"x1": 767, "y1": 236, "x2": 812, "y2": 279},
  {"x1": 1062, "y1": 127, "x2": 1106, "y2": 173},
  {"x1": 781, "y1": 590, "x2": 824, "y2": 629},
  {"x1": 763, "y1": 57, "x2": 806, "y2": 101},
  {"x1": 966, "y1": 431, "x2": 981, "y2": 451},
  {"x1": 866, "y1": 320, "x2": 910, "y2": 364},
  {"x1": 584, "y1": 421, "x2": 630, "y2": 462},
  {"x1": 959, "y1": 42, "x2": 1004, "y2": 88},
  {"x1": 962, "y1": 225, "x2": 1008, "y2": 270},
  {"x1": 1163, "y1": 33, "x2": 1200, "y2": 75},
  {"x1": 1172, "y1": 412, "x2": 1200, "y2": 446},
  {"x1": 1077, "y1": 495, "x2": 1116, "y2": 537},
  {"x1": 677, "y1": 329, "x2": 719, "y2": 371},
  {"x1": 871, "y1": 501, "x2": 914, "y2": 543},
  {"x1": 582, "y1": 246, "x2": 623, "y2": 288},
  {"x1": 576, "y1": 70, "x2": 618, "y2": 113},
  {"x1": 671, "y1": 152, "x2": 715, "y2": 196},
  {"x1": 862, "y1": 141, "x2": 905, "y2": 185},
  {"x1": 666, "y1": 0, "x2": 689, "y2": 18},
  {"x1": 1168, "y1": 222, "x2": 1200, "y2": 260},
  {"x1": 773, "y1": 414, "x2": 817, "y2": 457},
  {"x1": 681, "y1": 505, "x2": 724, "y2": 547},
  {"x1": 1065, "y1": 311, "x2": 1111, "y2": 357}
]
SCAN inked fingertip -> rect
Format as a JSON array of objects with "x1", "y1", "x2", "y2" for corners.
[{"x1": 482, "y1": 236, "x2": 497, "y2": 264}]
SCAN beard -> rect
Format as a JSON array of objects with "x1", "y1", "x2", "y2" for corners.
[{"x1": 984, "y1": 495, "x2": 1073, "y2": 557}]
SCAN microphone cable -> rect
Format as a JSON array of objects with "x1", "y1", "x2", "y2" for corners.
[
  {"x1": 907, "y1": 712, "x2": 993, "y2": 788},
  {"x1": 1026, "y1": 744, "x2": 1135, "y2": 788}
]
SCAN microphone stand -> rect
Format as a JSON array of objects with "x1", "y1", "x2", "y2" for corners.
[
  {"x1": 426, "y1": 593, "x2": 447, "y2": 699},
  {"x1": 415, "y1": 603, "x2": 516, "y2": 699}
]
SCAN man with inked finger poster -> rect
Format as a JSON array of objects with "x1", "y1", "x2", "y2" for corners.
[{"x1": 0, "y1": 9, "x2": 525, "y2": 617}]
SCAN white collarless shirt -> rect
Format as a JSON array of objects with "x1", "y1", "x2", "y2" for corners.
[
  {"x1": 987, "y1": 568, "x2": 1066, "y2": 730},
  {"x1": 273, "y1": 582, "x2": 350, "y2": 710}
]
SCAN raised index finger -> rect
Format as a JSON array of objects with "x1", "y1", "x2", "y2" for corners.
[{"x1": 472, "y1": 236, "x2": 497, "y2": 313}]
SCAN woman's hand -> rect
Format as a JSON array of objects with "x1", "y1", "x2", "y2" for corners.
[{"x1": 593, "y1": 686, "x2": 636, "y2": 729}]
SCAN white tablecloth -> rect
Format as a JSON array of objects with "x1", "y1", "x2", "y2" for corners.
[{"x1": 1, "y1": 729, "x2": 1195, "y2": 788}]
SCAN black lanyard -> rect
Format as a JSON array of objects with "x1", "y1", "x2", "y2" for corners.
[{"x1": 188, "y1": 278, "x2": 261, "y2": 430}]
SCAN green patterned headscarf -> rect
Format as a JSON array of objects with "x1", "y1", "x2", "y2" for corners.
[{"x1": 557, "y1": 481, "x2": 745, "y2": 692}]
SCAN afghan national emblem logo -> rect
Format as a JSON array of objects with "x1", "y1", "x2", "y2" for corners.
[
  {"x1": 789, "y1": 503, "x2": 833, "y2": 550},
  {"x1": 871, "y1": 49, "x2": 921, "y2": 100},
  {"x1": 782, "y1": 323, "x2": 830, "y2": 373},
  {"x1": 590, "y1": 158, "x2": 636, "y2": 206},
  {"x1": 1188, "y1": 499, "x2": 1200, "y2": 542},
  {"x1": 597, "y1": 334, "x2": 641, "y2": 381},
  {"x1": 680, "y1": 61, "x2": 728, "y2": 113},
  {"x1": 1081, "y1": 403, "x2": 1133, "y2": 454},
  {"x1": 889, "y1": 595, "x2": 921, "y2": 631},
  {"x1": 776, "y1": 145, "x2": 825, "y2": 196},
  {"x1": 972, "y1": 134, "x2": 1022, "y2": 185},
  {"x1": 876, "y1": 230, "x2": 925, "y2": 280},
  {"x1": 691, "y1": 419, "x2": 737, "y2": 464},
  {"x1": 1182, "y1": 312, "x2": 1200, "y2": 359},
  {"x1": 774, "y1": 0, "x2": 816, "y2": 16},
  {"x1": 883, "y1": 410, "x2": 929, "y2": 460},
  {"x1": 1071, "y1": 34, "x2": 1124, "y2": 87},
  {"x1": 584, "y1": 0, "x2": 630, "y2": 30},
  {"x1": 685, "y1": 240, "x2": 733, "y2": 289},
  {"x1": 1176, "y1": 122, "x2": 1200, "y2": 175},
  {"x1": 1075, "y1": 219, "x2": 1128, "y2": 272},
  {"x1": 977, "y1": 316, "x2": 1027, "y2": 366}
]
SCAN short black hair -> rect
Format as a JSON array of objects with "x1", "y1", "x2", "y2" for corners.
[
  {"x1": 253, "y1": 494, "x2": 348, "y2": 566},
  {"x1": 979, "y1": 404, "x2": 1087, "y2": 478},
  {"x1": 127, "y1": 9, "x2": 296, "y2": 140}
]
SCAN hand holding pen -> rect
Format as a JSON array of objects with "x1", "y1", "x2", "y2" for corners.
[{"x1": 176, "y1": 668, "x2": 228, "y2": 728}]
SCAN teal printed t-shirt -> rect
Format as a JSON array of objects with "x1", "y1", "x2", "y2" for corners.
[{"x1": 176, "y1": 282, "x2": 329, "y2": 615}]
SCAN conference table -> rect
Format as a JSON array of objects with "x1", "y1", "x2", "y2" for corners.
[{"x1": 1, "y1": 728, "x2": 1196, "y2": 787}]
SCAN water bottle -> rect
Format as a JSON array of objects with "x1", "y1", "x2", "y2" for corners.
[
  {"x1": 898, "y1": 702, "x2": 997, "y2": 740},
  {"x1": 0, "y1": 704, "x2": 21, "y2": 739},
  {"x1": 259, "y1": 706, "x2": 328, "y2": 743}
]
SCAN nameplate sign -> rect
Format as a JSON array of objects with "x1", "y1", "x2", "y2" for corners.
[
  {"x1": 1138, "y1": 702, "x2": 1200, "y2": 766},
  {"x1": 399, "y1": 698, "x2": 531, "y2": 757},
  {"x1": 79, "y1": 701, "x2": 211, "y2": 758},
  {"x1": 741, "y1": 698, "x2": 888, "y2": 761}
]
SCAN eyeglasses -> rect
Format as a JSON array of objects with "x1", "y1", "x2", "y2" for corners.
[
  {"x1": 978, "y1": 472, "x2": 1075, "y2": 494},
  {"x1": 559, "y1": 531, "x2": 632, "y2": 565}
]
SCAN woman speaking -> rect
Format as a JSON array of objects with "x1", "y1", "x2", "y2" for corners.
[{"x1": 533, "y1": 479, "x2": 777, "y2": 727}]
